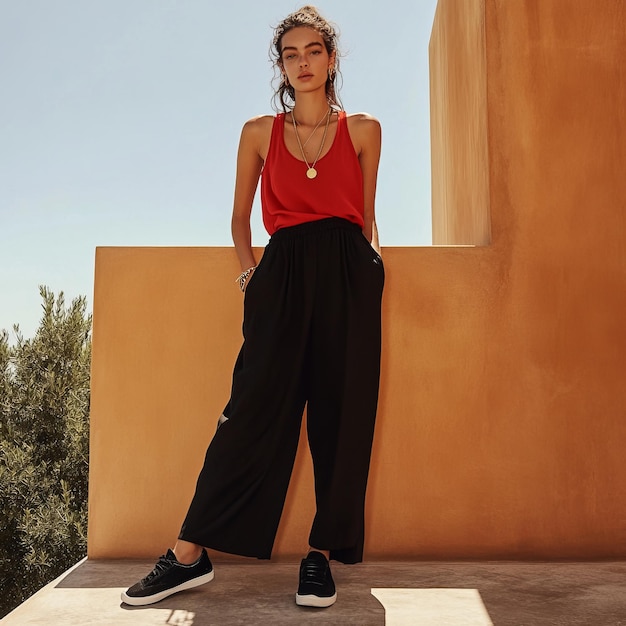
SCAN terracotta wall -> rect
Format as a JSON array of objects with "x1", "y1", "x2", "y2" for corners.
[{"x1": 88, "y1": 0, "x2": 626, "y2": 559}]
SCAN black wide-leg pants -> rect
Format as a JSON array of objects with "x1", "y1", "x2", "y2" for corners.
[{"x1": 179, "y1": 217, "x2": 384, "y2": 564}]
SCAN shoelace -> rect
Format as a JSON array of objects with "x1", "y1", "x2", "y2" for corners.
[
  {"x1": 301, "y1": 558, "x2": 327, "y2": 584},
  {"x1": 144, "y1": 553, "x2": 175, "y2": 582}
]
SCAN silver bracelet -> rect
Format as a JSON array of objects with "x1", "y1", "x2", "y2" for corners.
[{"x1": 235, "y1": 266, "x2": 257, "y2": 292}]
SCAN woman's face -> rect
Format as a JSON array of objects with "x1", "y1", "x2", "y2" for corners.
[{"x1": 280, "y1": 26, "x2": 335, "y2": 95}]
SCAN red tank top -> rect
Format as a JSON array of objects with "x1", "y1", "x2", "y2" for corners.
[{"x1": 260, "y1": 110, "x2": 364, "y2": 236}]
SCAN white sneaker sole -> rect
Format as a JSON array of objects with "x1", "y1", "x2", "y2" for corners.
[
  {"x1": 121, "y1": 570, "x2": 214, "y2": 606},
  {"x1": 295, "y1": 591, "x2": 337, "y2": 608}
]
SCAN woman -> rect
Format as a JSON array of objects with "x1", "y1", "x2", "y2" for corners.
[{"x1": 122, "y1": 5, "x2": 384, "y2": 609}]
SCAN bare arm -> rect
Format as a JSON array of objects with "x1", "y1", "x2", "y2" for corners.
[
  {"x1": 351, "y1": 113, "x2": 382, "y2": 254},
  {"x1": 230, "y1": 116, "x2": 269, "y2": 271}
]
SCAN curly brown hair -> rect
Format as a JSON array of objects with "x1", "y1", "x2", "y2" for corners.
[{"x1": 270, "y1": 5, "x2": 343, "y2": 112}]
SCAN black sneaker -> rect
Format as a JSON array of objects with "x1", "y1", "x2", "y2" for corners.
[
  {"x1": 295, "y1": 551, "x2": 337, "y2": 608},
  {"x1": 121, "y1": 548, "x2": 214, "y2": 606}
]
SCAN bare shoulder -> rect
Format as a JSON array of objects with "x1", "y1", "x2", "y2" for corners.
[
  {"x1": 239, "y1": 114, "x2": 275, "y2": 159},
  {"x1": 347, "y1": 112, "x2": 381, "y2": 131},
  {"x1": 346, "y1": 112, "x2": 381, "y2": 155},
  {"x1": 241, "y1": 114, "x2": 274, "y2": 137},
  {"x1": 347, "y1": 111, "x2": 380, "y2": 123}
]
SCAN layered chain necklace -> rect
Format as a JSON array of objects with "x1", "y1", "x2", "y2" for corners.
[{"x1": 291, "y1": 107, "x2": 332, "y2": 179}]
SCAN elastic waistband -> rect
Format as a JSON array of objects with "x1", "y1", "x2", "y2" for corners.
[{"x1": 270, "y1": 217, "x2": 361, "y2": 242}]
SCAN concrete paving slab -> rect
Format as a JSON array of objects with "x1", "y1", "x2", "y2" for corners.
[{"x1": 3, "y1": 559, "x2": 626, "y2": 625}]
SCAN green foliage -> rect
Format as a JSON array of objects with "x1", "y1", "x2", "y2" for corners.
[{"x1": 0, "y1": 287, "x2": 91, "y2": 618}]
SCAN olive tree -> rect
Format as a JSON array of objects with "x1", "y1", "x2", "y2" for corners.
[{"x1": 0, "y1": 287, "x2": 91, "y2": 617}]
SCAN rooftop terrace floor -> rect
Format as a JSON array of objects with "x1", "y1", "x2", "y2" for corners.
[{"x1": 3, "y1": 558, "x2": 625, "y2": 625}]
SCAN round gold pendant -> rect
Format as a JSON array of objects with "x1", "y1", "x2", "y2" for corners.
[{"x1": 306, "y1": 167, "x2": 317, "y2": 179}]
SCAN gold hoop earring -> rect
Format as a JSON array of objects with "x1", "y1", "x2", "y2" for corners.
[{"x1": 283, "y1": 73, "x2": 290, "y2": 87}]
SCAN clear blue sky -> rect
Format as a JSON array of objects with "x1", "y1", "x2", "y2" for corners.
[{"x1": 0, "y1": 0, "x2": 438, "y2": 338}]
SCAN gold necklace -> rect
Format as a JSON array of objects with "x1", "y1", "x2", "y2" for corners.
[
  {"x1": 299, "y1": 109, "x2": 330, "y2": 149},
  {"x1": 291, "y1": 108, "x2": 331, "y2": 179}
]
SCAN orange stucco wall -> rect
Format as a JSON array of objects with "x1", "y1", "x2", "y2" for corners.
[{"x1": 88, "y1": 0, "x2": 626, "y2": 559}]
